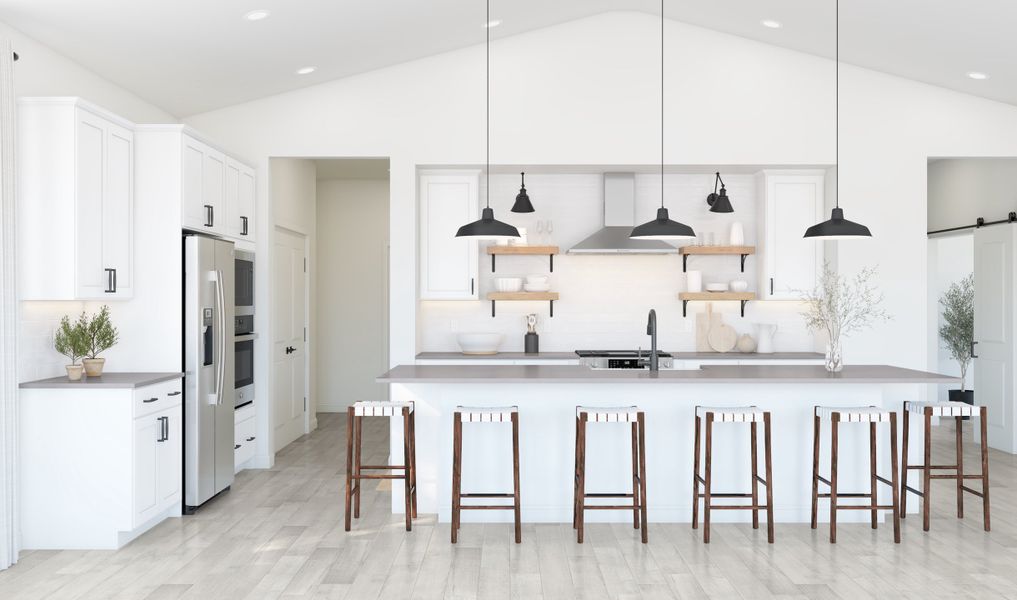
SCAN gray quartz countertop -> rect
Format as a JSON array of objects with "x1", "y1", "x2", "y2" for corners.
[
  {"x1": 378, "y1": 364, "x2": 957, "y2": 384},
  {"x1": 20, "y1": 372, "x2": 183, "y2": 389},
  {"x1": 415, "y1": 352, "x2": 823, "y2": 361}
]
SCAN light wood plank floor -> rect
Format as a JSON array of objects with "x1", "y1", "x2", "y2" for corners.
[{"x1": 1, "y1": 412, "x2": 1015, "y2": 599}]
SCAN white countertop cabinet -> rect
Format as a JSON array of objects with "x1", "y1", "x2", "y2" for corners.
[
  {"x1": 18, "y1": 97, "x2": 134, "y2": 300},
  {"x1": 20, "y1": 377, "x2": 183, "y2": 549}
]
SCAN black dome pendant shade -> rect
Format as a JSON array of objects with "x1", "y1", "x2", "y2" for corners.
[
  {"x1": 803, "y1": 0, "x2": 871, "y2": 240},
  {"x1": 511, "y1": 172, "x2": 534, "y2": 213},
  {"x1": 706, "y1": 172, "x2": 733, "y2": 213},
  {"x1": 454, "y1": 0, "x2": 520, "y2": 240},
  {"x1": 630, "y1": 0, "x2": 696, "y2": 242}
]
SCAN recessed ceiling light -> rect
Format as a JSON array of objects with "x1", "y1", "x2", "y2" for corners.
[
  {"x1": 244, "y1": 9, "x2": 270, "y2": 21},
  {"x1": 296, "y1": 66, "x2": 316, "y2": 75},
  {"x1": 761, "y1": 19, "x2": 782, "y2": 29},
  {"x1": 483, "y1": 19, "x2": 502, "y2": 28},
  {"x1": 967, "y1": 71, "x2": 989, "y2": 80}
]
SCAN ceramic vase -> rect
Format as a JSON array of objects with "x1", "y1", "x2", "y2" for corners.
[
  {"x1": 687, "y1": 270, "x2": 703, "y2": 293},
  {"x1": 756, "y1": 323, "x2": 777, "y2": 354},
  {"x1": 736, "y1": 334, "x2": 757, "y2": 353},
  {"x1": 729, "y1": 222, "x2": 745, "y2": 246}
]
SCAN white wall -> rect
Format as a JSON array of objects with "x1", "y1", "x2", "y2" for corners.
[
  {"x1": 928, "y1": 159, "x2": 1017, "y2": 231},
  {"x1": 316, "y1": 177, "x2": 389, "y2": 411},
  {"x1": 182, "y1": 11, "x2": 1017, "y2": 376}
]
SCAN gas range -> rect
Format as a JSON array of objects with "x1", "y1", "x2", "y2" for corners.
[{"x1": 575, "y1": 350, "x2": 674, "y2": 370}]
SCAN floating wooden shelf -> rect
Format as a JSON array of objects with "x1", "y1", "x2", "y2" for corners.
[
  {"x1": 487, "y1": 245, "x2": 559, "y2": 272},
  {"x1": 678, "y1": 245, "x2": 755, "y2": 273},
  {"x1": 486, "y1": 291, "x2": 559, "y2": 317},
  {"x1": 678, "y1": 292, "x2": 755, "y2": 317}
]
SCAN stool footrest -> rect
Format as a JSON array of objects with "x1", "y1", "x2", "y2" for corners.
[
  {"x1": 699, "y1": 493, "x2": 754, "y2": 498},
  {"x1": 583, "y1": 505, "x2": 639, "y2": 510},
  {"x1": 706, "y1": 505, "x2": 769, "y2": 511},
  {"x1": 818, "y1": 493, "x2": 872, "y2": 498},
  {"x1": 585, "y1": 493, "x2": 634, "y2": 498},
  {"x1": 906, "y1": 464, "x2": 958, "y2": 470},
  {"x1": 359, "y1": 464, "x2": 407, "y2": 470},
  {"x1": 460, "y1": 493, "x2": 514, "y2": 498},
  {"x1": 353, "y1": 474, "x2": 410, "y2": 480},
  {"x1": 753, "y1": 475, "x2": 769, "y2": 485},
  {"x1": 904, "y1": 485, "x2": 924, "y2": 497},
  {"x1": 928, "y1": 473, "x2": 987, "y2": 480},
  {"x1": 874, "y1": 475, "x2": 894, "y2": 487},
  {"x1": 825, "y1": 504, "x2": 897, "y2": 511},
  {"x1": 961, "y1": 486, "x2": 985, "y2": 498},
  {"x1": 460, "y1": 505, "x2": 516, "y2": 510},
  {"x1": 816, "y1": 475, "x2": 832, "y2": 486}
]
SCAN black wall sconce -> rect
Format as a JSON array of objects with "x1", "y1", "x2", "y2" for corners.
[{"x1": 706, "y1": 172, "x2": 733, "y2": 213}]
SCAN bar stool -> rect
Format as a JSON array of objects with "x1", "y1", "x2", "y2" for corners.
[
  {"x1": 692, "y1": 406, "x2": 774, "y2": 544},
  {"x1": 901, "y1": 401, "x2": 990, "y2": 532},
  {"x1": 811, "y1": 406, "x2": 900, "y2": 543},
  {"x1": 344, "y1": 400, "x2": 417, "y2": 532},
  {"x1": 451, "y1": 406, "x2": 521, "y2": 544},
  {"x1": 573, "y1": 406, "x2": 648, "y2": 544}
]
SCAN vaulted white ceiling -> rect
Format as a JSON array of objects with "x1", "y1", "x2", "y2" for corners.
[{"x1": 0, "y1": 0, "x2": 1014, "y2": 117}]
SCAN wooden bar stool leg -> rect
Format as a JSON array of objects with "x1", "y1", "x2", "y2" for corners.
[
  {"x1": 692, "y1": 415, "x2": 701, "y2": 530},
  {"x1": 811, "y1": 409, "x2": 820, "y2": 530},
  {"x1": 869, "y1": 421, "x2": 878, "y2": 529},
  {"x1": 955, "y1": 415, "x2": 964, "y2": 519},
  {"x1": 637, "y1": 412, "x2": 648, "y2": 544},
  {"x1": 353, "y1": 414, "x2": 363, "y2": 519},
  {"x1": 751, "y1": 420, "x2": 759, "y2": 530},
  {"x1": 401, "y1": 407, "x2": 413, "y2": 532},
  {"x1": 409, "y1": 408, "x2": 418, "y2": 519},
  {"x1": 890, "y1": 412, "x2": 901, "y2": 543},
  {"x1": 344, "y1": 407, "x2": 355, "y2": 532},
  {"x1": 829, "y1": 413, "x2": 839, "y2": 543},
  {"x1": 630, "y1": 420, "x2": 640, "y2": 529},
  {"x1": 980, "y1": 406, "x2": 990, "y2": 532},
  {"x1": 901, "y1": 405, "x2": 910, "y2": 519},
  {"x1": 511, "y1": 412, "x2": 522, "y2": 544},
  {"x1": 451, "y1": 413, "x2": 462, "y2": 543},
  {"x1": 572, "y1": 415, "x2": 580, "y2": 530},
  {"x1": 922, "y1": 408, "x2": 932, "y2": 532},
  {"x1": 764, "y1": 412, "x2": 774, "y2": 543},
  {"x1": 576, "y1": 413, "x2": 587, "y2": 544},
  {"x1": 703, "y1": 413, "x2": 713, "y2": 544}
]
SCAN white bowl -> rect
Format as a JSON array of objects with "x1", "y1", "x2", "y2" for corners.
[
  {"x1": 729, "y1": 280, "x2": 749, "y2": 292},
  {"x1": 457, "y1": 333, "x2": 503, "y2": 355},
  {"x1": 494, "y1": 277, "x2": 523, "y2": 293},
  {"x1": 706, "y1": 283, "x2": 729, "y2": 292},
  {"x1": 523, "y1": 282, "x2": 551, "y2": 292},
  {"x1": 526, "y1": 274, "x2": 549, "y2": 284}
]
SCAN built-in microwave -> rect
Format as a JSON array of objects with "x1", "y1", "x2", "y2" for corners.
[
  {"x1": 234, "y1": 250, "x2": 255, "y2": 409},
  {"x1": 235, "y1": 250, "x2": 254, "y2": 317}
]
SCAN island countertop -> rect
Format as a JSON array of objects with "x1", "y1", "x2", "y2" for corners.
[
  {"x1": 378, "y1": 364, "x2": 957, "y2": 384},
  {"x1": 415, "y1": 351, "x2": 824, "y2": 362}
]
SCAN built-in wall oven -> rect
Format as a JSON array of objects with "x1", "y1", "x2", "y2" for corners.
[{"x1": 234, "y1": 250, "x2": 255, "y2": 409}]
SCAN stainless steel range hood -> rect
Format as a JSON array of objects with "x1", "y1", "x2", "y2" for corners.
[{"x1": 568, "y1": 173, "x2": 678, "y2": 254}]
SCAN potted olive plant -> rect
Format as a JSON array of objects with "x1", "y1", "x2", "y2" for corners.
[
  {"x1": 54, "y1": 312, "x2": 89, "y2": 381},
  {"x1": 800, "y1": 265, "x2": 890, "y2": 372},
  {"x1": 939, "y1": 274, "x2": 974, "y2": 407},
  {"x1": 82, "y1": 305, "x2": 119, "y2": 377}
]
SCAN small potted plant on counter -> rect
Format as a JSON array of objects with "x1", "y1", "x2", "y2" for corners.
[
  {"x1": 82, "y1": 305, "x2": 119, "y2": 377},
  {"x1": 54, "y1": 312, "x2": 89, "y2": 381},
  {"x1": 939, "y1": 273, "x2": 974, "y2": 408},
  {"x1": 801, "y1": 265, "x2": 889, "y2": 372}
]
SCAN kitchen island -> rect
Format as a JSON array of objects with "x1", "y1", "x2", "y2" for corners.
[{"x1": 376, "y1": 364, "x2": 956, "y2": 524}]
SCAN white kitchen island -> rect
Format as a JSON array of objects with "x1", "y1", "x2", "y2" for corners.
[{"x1": 376, "y1": 364, "x2": 957, "y2": 524}]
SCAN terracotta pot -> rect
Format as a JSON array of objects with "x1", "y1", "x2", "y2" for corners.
[
  {"x1": 65, "y1": 364, "x2": 84, "y2": 381},
  {"x1": 82, "y1": 357, "x2": 106, "y2": 377}
]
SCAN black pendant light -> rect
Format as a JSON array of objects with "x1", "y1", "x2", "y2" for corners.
[
  {"x1": 706, "y1": 172, "x2": 733, "y2": 213},
  {"x1": 631, "y1": 0, "x2": 696, "y2": 241},
  {"x1": 456, "y1": 0, "x2": 520, "y2": 240},
  {"x1": 804, "y1": 0, "x2": 871, "y2": 240},
  {"x1": 511, "y1": 172, "x2": 535, "y2": 213}
]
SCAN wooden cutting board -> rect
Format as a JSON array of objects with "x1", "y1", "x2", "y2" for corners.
[
  {"x1": 708, "y1": 322, "x2": 738, "y2": 353},
  {"x1": 695, "y1": 304, "x2": 713, "y2": 352}
]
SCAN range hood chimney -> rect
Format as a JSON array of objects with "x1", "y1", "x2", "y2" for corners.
[{"x1": 568, "y1": 173, "x2": 679, "y2": 254}]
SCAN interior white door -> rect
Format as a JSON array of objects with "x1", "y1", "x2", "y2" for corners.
[
  {"x1": 974, "y1": 224, "x2": 1016, "y2": 453},
  {"x1": 273, "y1": 228, "x2": 307, "y2": 451}
]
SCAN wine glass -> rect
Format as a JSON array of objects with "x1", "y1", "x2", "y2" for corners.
[
  {"x1": 546, "y1": 220, "x2": 554, "y2": 244},
  {"x1": 535, "y1": 220, "x2": 545, "y2": 245}
]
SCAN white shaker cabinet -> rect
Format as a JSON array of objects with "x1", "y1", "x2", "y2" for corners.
[
  {"x1": 18, "y1": 98, "x2": 134, "y2": 300},
  {"x1": 419, "y1": 171, "x2": 480, "y2": 300},
  {"x1": 225, "y1": 158, "x2": 256, "y2": 240},
  {"x1": 757, "y1": 171, "x2": 826, "y2": 300},
  {"x1": 182, "y1": 135, "x2": 226, "y2": 235}
]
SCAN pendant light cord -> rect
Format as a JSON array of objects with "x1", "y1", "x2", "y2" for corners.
[
  {"x1": 835, "y1": 0, "x2": 840, "y2": 209},
  {"x1": 660, "y1": 0, "x2": 665, "y2": 209},
  {"x1": 486, "y1": 0, "x2": 491, "y2": 210}
]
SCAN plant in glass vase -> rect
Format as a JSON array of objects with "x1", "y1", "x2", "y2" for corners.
[
  {"x1": 54, "y1": 312, "x2": 90, "y2": 381},
  {"x1": 938, "y1": 273, "x2": 974, "y2": 405},
  {"x1": 800, "y1": 265, "x2": 890, "y2": 372}
]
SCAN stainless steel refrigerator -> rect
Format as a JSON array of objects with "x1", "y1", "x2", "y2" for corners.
[{"x1": 183, "y1": 234, "x2": 235, "y2": 512}]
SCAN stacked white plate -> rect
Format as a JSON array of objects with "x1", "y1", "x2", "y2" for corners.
[
  {"x1": 524, "y1": 274, "x2": 550, "y2": 292},
  {"x1": 706, "y1": 283, "x2": 729, "y2": 292}
]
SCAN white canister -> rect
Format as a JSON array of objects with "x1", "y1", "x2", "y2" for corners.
[
  {"x1": 729, "y1": 222, "x2": 745, "y2": 246},
  {"x1": 687, "y1": 270, "x2": 703, "y2": 293}
]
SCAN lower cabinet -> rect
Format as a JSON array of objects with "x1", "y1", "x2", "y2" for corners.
[
  {"x1": 234, "y1": 404, "x2": 257, "y2": 472},
  {"x1": 20, "y1": 376, "x2": 183, "y2": 550}
]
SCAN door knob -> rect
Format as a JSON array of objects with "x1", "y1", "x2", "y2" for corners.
[{"x1": 285, "y1": 346, "x2": 296, "y2": 354}]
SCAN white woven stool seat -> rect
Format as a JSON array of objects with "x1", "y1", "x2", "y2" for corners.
[
  {"x1": 907, "y1": 401, "x2": 976, "y2": 417},
  {"x1": 577, "y1": 406, "x2": 641, "y2": 422},
  {"x1": 352, "y1": 401, "x2": 414, "y2": 417},
  {"x1": 816, "y1": 406, "x2": 893, "y2": 423},
  {"x1": 696, "y1": 406, "x2": 766, "y2": 422},
  {"x1": 457, "y1": 406, "x2": 518, "y2": 422}
]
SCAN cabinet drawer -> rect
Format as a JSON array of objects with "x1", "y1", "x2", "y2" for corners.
[
  {"x1": 134, "y1": 379, "x2": 183, "y2": 418},
  {"x1": 234, "y1": 416, "x2": 256, "y2": 469}
]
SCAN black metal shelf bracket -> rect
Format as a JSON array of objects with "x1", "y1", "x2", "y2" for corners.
[
  {"x1": 491, "y1": 252, "x2": 555, "y2": 273},
  {"x1": 740, "y1": 254, "x2": 748, "y2": 272},
  {"x1": 681, "y1": 299, "x2": 749, "y2": 318},
  {"x1": 682, "y1": 253, "x2": 749, "y2": 273},
  {"x1": 740, "y1": 300, "x2": 748, "y2": 318}
]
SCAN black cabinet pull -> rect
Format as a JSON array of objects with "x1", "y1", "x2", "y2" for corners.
[
  {"x1": 770, "y1": 277, "x2": 774, "y2": 295},
  {"x1": 246, "y1": 436, "x2": 255, "y2": 442},
  {"x1": 204, "y1": 204, "x2": 214, "y2": 227},
  {"x1": 167, "y1": 391, "x2": 181, "y2": 397},
  {"x1": 470, "y1": 278, "x2": 474, "y2": 295},
  {"x1": 156, "y1": 416, "x2": 168, "y2": 442},
  {"x1": 234, "y1": 444, "x2": 241, "y2": 450},
  {"x1": 105, "y1": 268, "x2": 116, "y2": 293},
  {"x1": 241, "y1": 216, "x2": 248, "y2": 236},
  {"x1": 143, "y1": 397, "x2": 158, "y2": 403},
  {"x1": 971, "y1": 341, "x2": 979, "y2": 358}
]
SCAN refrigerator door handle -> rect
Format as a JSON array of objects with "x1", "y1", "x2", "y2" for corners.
[{"x1": 214, "y1": 269, "x2": 227, "y2": 406}]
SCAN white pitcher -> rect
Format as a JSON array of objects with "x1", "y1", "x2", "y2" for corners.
[{"x1": 756, "y1": 323, "x2": 777, "y2": 354}]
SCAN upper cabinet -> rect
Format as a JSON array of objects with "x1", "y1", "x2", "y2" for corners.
[
  {"x1": 19, "y1": 98, "x2": 134, "y2": 300},
  {"x1": 757, "y1": 171, "x2": 826, "y2": 300},
  {"x1": 181, "y1": 134, "x2": 255, "y2": 242},
  {"x1": 419, "y1": 171, "x2": 480, "y2": 300},
  {"x1": 225, "y1": 158, "x2": 256, "y2": 240}
]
